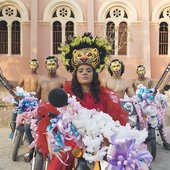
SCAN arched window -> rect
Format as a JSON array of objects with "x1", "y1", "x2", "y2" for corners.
[
  {"x1": 52, "y1": 6, "x2": 75, "y2": 54},
  {"x1": 53, "y1": 21, "x2": 62, "y2": 54},
  {"x1": 12, "y1": 21, "x2": 20, "y2": 54},
  {"x1": 159, "y1": 22, "x2": 168, "y2": 55},
  {"x1": 157, "y1": 6, "x2": 170, "y2": 56},
  {"x1": 0, "y1": 20, "x2": 8, "y2": 54},
  {"x1": 105, "y1": 7, "x2": 128, "y2": 55},
  {"x1": 0, "y1": 5, "x2": 21, "y2": 55},
  {"x1": 118, "y1": 22, "x2": 127, "y2": 55}
]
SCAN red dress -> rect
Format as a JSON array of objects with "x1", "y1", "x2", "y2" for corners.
[{"x1": 47, "y1": 81, "x2": 128, "y2": 170}]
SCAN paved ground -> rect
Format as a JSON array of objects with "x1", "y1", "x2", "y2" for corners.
[{"x1": 0, "y1": 127, "x2": 170, "y2": 170}]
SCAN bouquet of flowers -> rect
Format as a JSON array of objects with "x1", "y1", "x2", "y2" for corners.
[
  {"x1": 136, "y1": 85, "x2": 168, "y2": 129},
  {"x1": 46, "y1": 94, "x2": 152, "y2": 169},
  {"x1": 8, "y1": 86, "x2": 39, "y2": 125}
]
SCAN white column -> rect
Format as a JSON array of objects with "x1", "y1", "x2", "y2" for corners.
[
  {"x1": 87, "y1": 0, "x2": 94, "y2": 34},
  {"x1": 62, "y1": 24, "x2": 65, "y2": 43},
  {"x1": 115, "y1": 24, "x2": 119, "y2": 56},
  {"x1": 31, "y1": 0, "x2": 38, "y2": 59},
  {"x1": 142, "y1": 0, "x2": 151, "y2": 77},
  {"x1": 7, "y1": 23, "x2": 12, "y2": 56}
]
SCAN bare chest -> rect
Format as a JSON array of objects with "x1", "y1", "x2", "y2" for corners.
[{"x1": 107, "y1": 79, "x2": 128, "y2": 92}]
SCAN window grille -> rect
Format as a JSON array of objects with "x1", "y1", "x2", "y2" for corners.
[
  {"x1": 159, "y1": 22, "x2": 168, "y2": 55},
  {"x1": 52, "y1": 6, "x2": 75, "y2": 55},
  {"x1": 105, "y1": 7, "x2": 128, "y2": 56},
  {"x1": 12, "y1": 21, "x2": 20, "y2": 54},
  {"x1": 65, "y1": 21, "x2": 74, "y2": 41},
  {"x1": 53, "y1": 21, "x2": 62, "y2": 54},
  {"x1": 0, "y1": 21, "x2": 8, "y2": 54},
  {"x1": 106, "y1": 22, "x2": 115, "y2": 55},
  {"x1": 118, "y1": 22, "x2": 127, "y2": 55}
]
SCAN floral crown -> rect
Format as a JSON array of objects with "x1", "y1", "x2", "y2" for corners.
[{"x1": 59, "y1": 32, "x2": 112, "y2": 72}]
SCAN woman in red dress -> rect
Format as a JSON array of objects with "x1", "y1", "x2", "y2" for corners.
[{"x1": 47, "y1": 33, "x2": 128, "y2": 170}]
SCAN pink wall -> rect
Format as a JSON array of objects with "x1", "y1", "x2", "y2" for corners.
[{"x1": 0, "y1": 0, "x2": 170, "y2": 83}]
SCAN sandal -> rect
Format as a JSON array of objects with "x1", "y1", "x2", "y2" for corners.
[{"x1": 23, "y1": 149, "x2": 34, "y2": 162}]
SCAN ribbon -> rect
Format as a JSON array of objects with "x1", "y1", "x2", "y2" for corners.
[{"x1": 107, "y1": 136, "x2": 152, "y2": 170}]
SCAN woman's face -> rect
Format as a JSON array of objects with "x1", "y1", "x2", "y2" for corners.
[{"x1": 76, "y1": 65, "x2": 93, "y2": 85}]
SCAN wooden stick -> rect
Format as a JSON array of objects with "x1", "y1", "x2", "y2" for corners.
[{"x1": 154, "y1": 62, "x2": 170, "y2": 91}]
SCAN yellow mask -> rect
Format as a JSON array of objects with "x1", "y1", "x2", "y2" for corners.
[
  {"x1": 29, "y1": 61, "x2": 38, "y2": 70},
  {"x1": 137, "y1": 66, "x2": 146, "y2": 77},
  {"x1": 110, "y1": 61, "x2": 122, "y2": 76},
  {"x1": 45, "y1": 59, "x2": 57, "y2": 71}
]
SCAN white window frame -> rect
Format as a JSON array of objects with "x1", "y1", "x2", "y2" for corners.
[
  {"x1": 50, "y1": 6, "x2": 76, "y2": 55},
  {"x1": 98, "y1": 0, "x2": 137, "y2": 57}
]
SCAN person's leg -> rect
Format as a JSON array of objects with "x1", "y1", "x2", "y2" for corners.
[
  {"x1": 23, "y1": 124, "x2": 34, "y2": 162},
  {"x1": 158, "y1": 124, "x2": 170, "y2": 150},
  {"x1": 24, "y1": 124, "x2": 34, "y2": 145},
  {"x1": 9, "y1": 110, "x2": 17, "y2": 140},
  {"x1": 11, "y1": 111, "x2": 17, "y2": 131}
]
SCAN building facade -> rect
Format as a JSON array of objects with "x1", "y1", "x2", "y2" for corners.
[{"x1": 0, "y1": 0, "x2": 170, "y2": 82}]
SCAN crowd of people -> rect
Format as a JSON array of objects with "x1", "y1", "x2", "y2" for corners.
[{"x1": 1, "y1": 32, "x2": 170, "y2": 170}]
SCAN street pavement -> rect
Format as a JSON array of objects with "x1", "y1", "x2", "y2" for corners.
[{"x1": 0, "y1": 127, "x2": 170, "y2": 170}]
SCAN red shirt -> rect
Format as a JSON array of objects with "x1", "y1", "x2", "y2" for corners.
[{"x1": 64, "y1": 81, "x2": 128, "y2": 126}]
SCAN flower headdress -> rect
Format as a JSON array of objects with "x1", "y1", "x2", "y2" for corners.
[{"x1": 59, "y1": 32, "x2": 112, "y2": 72}]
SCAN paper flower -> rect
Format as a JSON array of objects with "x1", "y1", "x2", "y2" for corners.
[{"x1": 107, "y1": 136, "x2": 152, "y2": 170}]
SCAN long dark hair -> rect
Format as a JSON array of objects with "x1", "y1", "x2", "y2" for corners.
[{"x1": 71, "y1": 66, "x2": 101, "y2": 102}]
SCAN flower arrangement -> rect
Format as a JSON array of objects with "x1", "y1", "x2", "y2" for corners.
[
  {"x1": 122, "y1": 84, "x2": 168, "y2": 139},
  {"x1": 5, "y1": 86, "x2": 40, "y2": 125},
  {"x1": 46, "y1": 94, "x2": 152, "y2": 169},
  {"x1": 136, "y1": 85, "x2": 168, "y2": 128}
]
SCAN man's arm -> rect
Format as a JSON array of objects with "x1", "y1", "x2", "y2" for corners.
[
  {"x1": 17, "y1": 78, "x2": 24, "y2": 87},
  {"x1": 37, "y1": 77, "x2": 42, "y2": 100}
]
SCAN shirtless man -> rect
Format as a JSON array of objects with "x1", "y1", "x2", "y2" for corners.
[
  {"x1": 11, "y1": 59, "x2": 40, "y2": 130},
  {"x1": 132, "y1": 65, "x2": 153, "y2": 91},
  {"x1": 10, "y1": 59, "x2": 41, "y2": 161},
  {"x1": 103, "y1": 59, "x2": 134, "y2": 98},
  {"x1": 39, "y1": 56, "x2": 66, "y2": 102},
  {"x1": 17, "y1": 58, "x2": 41, "y2": 98},
  {"x1": 133, "y1": 65, "x2": 170, "y2": 150}
]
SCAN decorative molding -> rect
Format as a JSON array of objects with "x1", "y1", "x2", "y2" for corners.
[
  {"x1": 98, "y1": 0, "x2": 137, "y2": 22},
  {"x1": 152, "y1": 0, "x2": 170, "y2": 22},
  {"x1": 43, "y1": 0, "x2": 83, "y2": 22},
  {"x1": 0, "y1": 0, "x2": 29, "y2": 21}
]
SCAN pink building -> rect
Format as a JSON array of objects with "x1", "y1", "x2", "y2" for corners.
[{"x1": 0, "y1": 0, "x2": 170, "y2": 82}]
